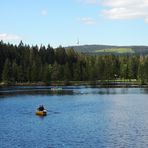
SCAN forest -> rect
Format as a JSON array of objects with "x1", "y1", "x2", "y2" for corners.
[{"x1": 0, "y1": 41, "x2": 148, "y2": 84}]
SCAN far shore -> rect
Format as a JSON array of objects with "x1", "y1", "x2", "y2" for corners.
[{"x1": 0, "y1": 81, "x2": 148, "y2": 88}]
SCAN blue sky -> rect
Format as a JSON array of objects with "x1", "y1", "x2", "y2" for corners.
[{"x1": 0, "y1": 0, "x2": 148, "y2": 47}]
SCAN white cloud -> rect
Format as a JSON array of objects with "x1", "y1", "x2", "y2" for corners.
[
  {"x1": 81, "y1": 0, "x2": 148, "y2": 22},
  {"x1": 85, "y1": 0, "x2": 98, "y2": 4},
  {"x1": 0, "y1": 33, "x2": 21, "y2": 41},
  {"x1": 77, "y1": 0, "x2": 100, "y2": 4},
  {"x1": 79, "y1": 17, "x2": 96, "y2": 25},
  {"x1": 41, "y1": 10, "x2": 48, "y2": 16},
  {"x1": 101, "y1": 0, "x2": 148, "y2": 22}
]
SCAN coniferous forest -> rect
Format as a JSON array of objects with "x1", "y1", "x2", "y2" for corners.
[{"x1": 0, "y1": 41, "x2": 148, "y2": 84}]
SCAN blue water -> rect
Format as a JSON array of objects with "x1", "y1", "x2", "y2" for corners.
[{"x1": 0, "y1": 87, "x2": 148, "y2": 148}]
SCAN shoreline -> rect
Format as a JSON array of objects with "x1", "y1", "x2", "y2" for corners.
[{"x1": 0, "y1": 81, "x2": 148, "y2": 88}]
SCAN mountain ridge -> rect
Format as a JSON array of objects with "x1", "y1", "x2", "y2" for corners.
[{"x1": 66, "y1": 44, "x2": 148, "y2": 55}]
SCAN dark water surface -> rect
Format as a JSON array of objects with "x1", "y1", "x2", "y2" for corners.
[{"x1": 0, "y1": 86, "x2": 148, "y2": 148}]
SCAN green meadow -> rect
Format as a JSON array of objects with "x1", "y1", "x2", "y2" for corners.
[{"x1": 96, "y1": 48, "x2": 134, "y2": 54}]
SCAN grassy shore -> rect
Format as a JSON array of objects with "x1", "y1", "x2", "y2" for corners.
[{"x1": 0, "y1": 80, "x2": 148, "y2": 87}]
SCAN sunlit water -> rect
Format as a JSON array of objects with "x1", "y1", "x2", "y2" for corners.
[{"x1": 0, "y1": 87, "x2": 148, "y2": 148}]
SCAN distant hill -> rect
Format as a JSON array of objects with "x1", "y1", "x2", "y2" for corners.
[{"x1": 66, "y1": 45, "x2": 148, "y2": 55}]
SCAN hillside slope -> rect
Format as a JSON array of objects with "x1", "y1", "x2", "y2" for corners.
[{"x1": 66, "y1": 45, "x2": 148, "y2": 55}]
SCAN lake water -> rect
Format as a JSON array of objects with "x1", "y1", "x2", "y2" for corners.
[{"x1": 0, "y1": 86, "x2": 148, "y2": 148}]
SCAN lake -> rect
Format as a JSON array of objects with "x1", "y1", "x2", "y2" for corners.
[{"x1": 0, "y1": 86, "x2": 148, "y2": 148}]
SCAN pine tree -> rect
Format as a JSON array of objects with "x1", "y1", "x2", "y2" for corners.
[{"x1": 2, "y1": 59, "x2": 11, "y2": 82}]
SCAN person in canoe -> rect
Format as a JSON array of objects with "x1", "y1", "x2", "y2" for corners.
[
  {"x1": 36, "y1": 105, "x2": 47, "y2": 116},
  {"x1": 38, "y1": 105, "x2": 45, "y2": 111}
]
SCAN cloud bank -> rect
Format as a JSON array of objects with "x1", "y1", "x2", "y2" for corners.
[
  {"x1": 0, "y1": 34, "x2": 21, "y2": 41},
  {"x1": 102, "y1": 0, "x2": 148, "y2": 22},
  {"x1": 81, "y1": 0, "x2": 148, "y2": 22}
]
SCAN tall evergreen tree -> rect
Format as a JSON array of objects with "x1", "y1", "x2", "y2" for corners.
[
  {"x1": 2, "y1": 59, "x2": 12, "y2": 82},
  {"x1": 55, "y1": 46, "x2": 67, "y2": 65}
]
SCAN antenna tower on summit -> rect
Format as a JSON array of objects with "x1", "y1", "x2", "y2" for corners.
[{"x1": 77, "y1": 38, "x2": 79, "y2": 45}]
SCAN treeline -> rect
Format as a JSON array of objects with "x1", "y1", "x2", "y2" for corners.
[{"x1": 0, "y1": 41, "x2": 148, "y2": 84}]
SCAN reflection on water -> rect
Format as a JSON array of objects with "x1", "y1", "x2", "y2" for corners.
[
  {"x1": 0, "y1": 87, "x2": 148, "y2": 148},
  {"x1": 0, "y1": 86, "x2": 148, "y2": 97}
]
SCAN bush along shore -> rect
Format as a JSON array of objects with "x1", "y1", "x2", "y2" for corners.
[{"x1": 0, "y1": 80, "x2": 148, "y2": 88}]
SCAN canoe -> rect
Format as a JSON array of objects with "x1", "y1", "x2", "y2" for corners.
[{"x1": 36, "y1": 110, "x2": 47, "y2": 116}]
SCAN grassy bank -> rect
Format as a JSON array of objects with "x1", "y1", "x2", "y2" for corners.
[{"x1": 0, "y1": 80, "x2": 148, "y2": 88}]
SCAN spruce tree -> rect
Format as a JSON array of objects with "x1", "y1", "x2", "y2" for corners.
[{"x1": 2, "y1": 59, "x2": 11, "y2": 82}]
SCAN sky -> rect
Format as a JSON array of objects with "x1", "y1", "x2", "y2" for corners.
[{"x1": 0, "y1": 0, "x2": 148, "y2": 48}]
